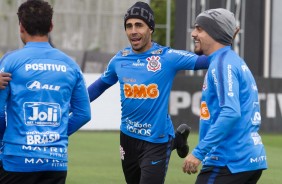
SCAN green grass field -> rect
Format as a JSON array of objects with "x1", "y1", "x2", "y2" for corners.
[{"x1": 66, "y1": 131, "x2": 281, "y2": 184}]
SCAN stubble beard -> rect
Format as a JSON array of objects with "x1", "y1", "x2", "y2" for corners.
[{"x1": 194, "y1": 48, "x2": 203, "y2": 55}]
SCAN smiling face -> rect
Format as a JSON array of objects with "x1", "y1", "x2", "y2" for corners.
[
  {"x1": 191, "y1": 25, "x2": 222, "y2": 56},
  {"x1": 125, "y1": 18, "x2": 153, "y2": 53}
]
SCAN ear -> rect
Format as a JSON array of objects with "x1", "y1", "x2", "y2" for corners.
[
  {"x1": 233, "y1": 27, "x2": 240, "y2": 40},
  {"x1": 49, "y1": 21, "x2": 53, "y2": 33},
  {"x1": 19, "y1": 23, "x2": 25, "y2": 33}
]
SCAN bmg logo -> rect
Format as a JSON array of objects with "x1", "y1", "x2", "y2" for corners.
[{"x1": 24, "y1": 102, "x2": 61, "y2": 126}]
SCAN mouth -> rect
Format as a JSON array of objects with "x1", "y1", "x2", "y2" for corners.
[
  {"x1": 194, "y1": 40, "x2": 200, "y2": 45},
  {"x1": 131, "y1": 37, "x2": 141, "y2": 44}
]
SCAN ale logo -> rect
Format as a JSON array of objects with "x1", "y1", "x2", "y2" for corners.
[
  {"x1": 24, "y1": 102, "x2": 61, "y2": 126},
  {"x1": 200, "y1": 101, "x2": 210, "y2": 120}
]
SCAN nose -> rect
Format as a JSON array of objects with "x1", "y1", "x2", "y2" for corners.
[{"x1": 191, "y1": 28, "x2": 197, "y2": 38}]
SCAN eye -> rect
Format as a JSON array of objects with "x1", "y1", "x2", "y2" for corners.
[
  {"x1": 135, "y1": 22, "x2": 143, "y2": 28},
  {"x1": 125, "y1": 23, "x2": 133, "y2": 29}
]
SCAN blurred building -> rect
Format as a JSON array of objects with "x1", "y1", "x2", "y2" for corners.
[
  {"x1": 0, "y1": 0, "x2": 149, "y2": 72},
  {"x1": 0, "y1": 0, "x2": 147, "y2": 53},
  {"x1": 174, "y1": 0, "x2": 282, "y2": 78},
  {"x1": 1, "y1": 0, "x2": 281, "y2": 77}
]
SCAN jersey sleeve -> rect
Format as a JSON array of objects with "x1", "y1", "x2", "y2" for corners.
[
  {"x1": 166, "y1": 49, "x2": 199, "y2": 71},
  {"x1": 0, "y1": 59, "x2": 10, "y2": 140},
  {"x1": 193, "y1": 54, "x2": 241, "y2": 160},
  {"x1": 100, "y1": 56, "x2": 118, "y2": 85},
  {"x1": 68, "y1": 70, "x2": 91, "y2": 136}
]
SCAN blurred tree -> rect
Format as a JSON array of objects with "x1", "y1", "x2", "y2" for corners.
[{"x1": 150, "y1": 0, "x2": 175, "y2": 46}]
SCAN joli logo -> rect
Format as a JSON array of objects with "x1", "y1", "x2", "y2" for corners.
[{"x1": 24, "y1": 102, "x2": 61, "y2": 126}]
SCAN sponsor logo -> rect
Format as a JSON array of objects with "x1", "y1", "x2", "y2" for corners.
[
  {"x1": 200, "y1": 101, "x2": 210, "y2": 120},
  {"x1": 167, "y1": 49, "x2": 195, "y2": 57},
  {"x1": 251, "y1": 111, "x2": 261, "y2": 125},
  {"x1": 251, "y1": 132, "x2": 263, "y2": 145},
  {"x1": 227, "y1": 65, "x2": 234, "y2": 97},
  {"x1": 241, "y1": 64, "x2": 249, "y2": 72},
  {"x1": 250, "y1": 155, "x2": 267, "y2": 163},
  {"x1": 151, "y1": 49, "x2": 163, "y2": 54},
  {"x1": 25, "y1": 131, "x2": 60, "y2": 145},
  {"x1": 146, "y1": 56, "x2": 161, "y2": 72},
  {"x1": 24, "y1": 102, "x2": 61, "y2": 126},
  {"x1": 132, "y1": 59, "x2": 145, "y2": 67},
  {"x1": 151, "y1": 160, "x2": 162, "y2": 165},
  {"x1": 24, "y1": 158, "x2": 67, "y2": 167},
  {"x1": 125, "y1": 118, "x2": 152, "y2": 136},
  {"x1": 123, "y1": 77, "x2": 136, "y2": 83},
  {"x1": 26, "y1": 80, "x2": 60, "y2": 91},
  {"x1": 123, "y1": 83, "x2": 159, "y2": 99},
  {"x1": 25, "y1": 63, "x2": 67, "y2": 72},
  {"x1": 202, "y1": 73, "x2": 208, "y2": 91},
  {"x1": 211, "y1": 69, "x2": 218, "y2": 86},
  {"x1": 22, "y1": 145, "x2": 67, "y2": 158}
]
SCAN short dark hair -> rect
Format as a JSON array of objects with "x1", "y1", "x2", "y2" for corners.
[{"x1": 17, "y1": 0, "x2": 53, "y2": 36}]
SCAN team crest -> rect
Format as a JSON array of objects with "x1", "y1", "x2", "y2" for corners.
[{"x1": 146, "y1": 56, "x2": 161, "y2": 72}]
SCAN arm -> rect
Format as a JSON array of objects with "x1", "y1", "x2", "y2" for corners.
[
  {"x1": 0, "y1": 86, "x2": 9, "y2": 140},
  {"x1": 193, "y1": 58, "x2": 241, "y2": 160},
  {"x1": 68, "y1": 73, "x2": 91, "y2": 136},
  {"x1": 88, "y1": 77, "x2": 112, "y2": 102},
  {"x1": 0, "y1": 110, "x2": 5, "y2": 140},
  {"x1": 0, "y1": 73, "x2": 12, "y2": 90},
  {"x1": 194, "y1": 55, "x2": 209, "y2": 70}
]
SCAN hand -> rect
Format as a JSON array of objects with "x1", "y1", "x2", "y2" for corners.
[
  {"x1": 0, "y1": 72, "x2": 12, "y2": 89},
  {"x1": 182, "y1": 153, "x2": 201, "y2": 175}
]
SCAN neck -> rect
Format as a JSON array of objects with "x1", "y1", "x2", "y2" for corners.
[
  {"x1": 206, "y1": 42, "x2": 226, "y2": 56},
  {"x1": 26, "y1": 35, "x2": 49, "y2": 42}
]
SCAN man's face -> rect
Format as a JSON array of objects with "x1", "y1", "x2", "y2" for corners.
[
  {"x1": 191, "y1": 25, "x2": 217, "y2": 56},
  {"x1": 125, "y1": 18, "x2": 152, "y2": 53}
]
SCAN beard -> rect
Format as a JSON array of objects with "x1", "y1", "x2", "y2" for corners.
[{"x1": 194, "y1": 48, "x2": 203, "y2": 55}]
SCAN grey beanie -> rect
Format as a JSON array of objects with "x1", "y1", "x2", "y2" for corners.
[{"x1": 195, "y1": 8, "x2": 237, "y2": 45}]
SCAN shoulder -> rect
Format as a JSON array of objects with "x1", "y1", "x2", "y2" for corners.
[{"x1": 0, "y1": 48, "x2": 23, "y2": 61}]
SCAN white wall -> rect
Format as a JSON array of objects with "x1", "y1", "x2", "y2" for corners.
[{"x1": 81, "y1": 73, "x2": 121, "y2": 130}]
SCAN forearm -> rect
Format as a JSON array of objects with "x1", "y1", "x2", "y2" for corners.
[
  {"x1": 0, "y1": 72, "x2": 12, "y2": 90},
  {"x1": 88, "y1": 78, "x2": 112, "y2": 102},
  {"x1": 193, "y1": 108, "x2": 240, "y2": 160}
]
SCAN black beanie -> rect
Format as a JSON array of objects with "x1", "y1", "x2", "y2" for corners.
[{"x1": 124, "y1": 1, "x2": 155, "y2": 31}]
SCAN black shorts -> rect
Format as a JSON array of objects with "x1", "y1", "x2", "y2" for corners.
[
  {"x1": 195, "y1": 165, "x2": 263, "y2": 184},
  {"x1": 0, "y1": 166, "x2": 67, "y2": 184},
  {"x1": 120, "y1": 132, "x2": 173, "y2": 184}
]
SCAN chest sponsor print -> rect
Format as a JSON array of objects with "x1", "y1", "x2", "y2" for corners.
[{"x1": 200, "y1": 101, "x2": 210, "y2": 120}]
